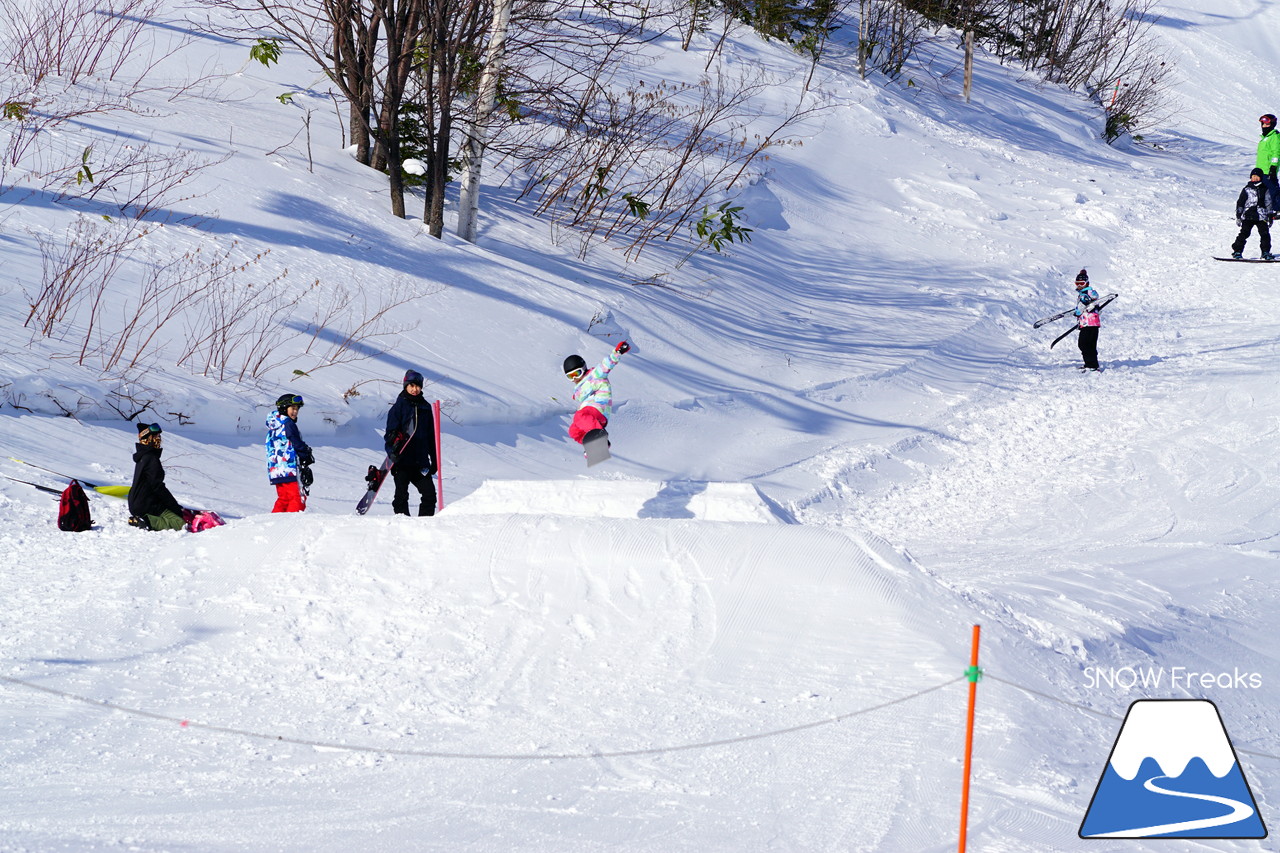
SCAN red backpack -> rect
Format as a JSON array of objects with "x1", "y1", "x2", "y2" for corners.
[{"x1": 58, "y1": 479, "x2": 93, "y2": 532}]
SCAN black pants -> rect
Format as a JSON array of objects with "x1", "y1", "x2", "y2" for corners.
[
  {"x1": 1077, "y1": 325, "x2": 1100, "y2": 370},
  {"x1": 391, "y1": 466, "x2": 436, "y2": 516},
  {"x1": 1232, "y1": 219, "x2": 1271, "y2": 255}
]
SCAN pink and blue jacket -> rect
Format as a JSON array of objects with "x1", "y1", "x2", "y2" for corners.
[
  {"x1": 1075, "y1": 286, "x2": 1101, "y2": 328},
  {"x1": 573, "y1": 349, "x2": 622, "y2": 417}
]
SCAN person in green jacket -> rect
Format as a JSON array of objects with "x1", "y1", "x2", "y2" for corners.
[{"x1": 1256, "y1": 113, "x2": 1280, "y2": 217}]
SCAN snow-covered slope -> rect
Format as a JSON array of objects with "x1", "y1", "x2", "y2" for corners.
[{"x1": 5, "y1": 0, "x2": 1280, "y2": 849}]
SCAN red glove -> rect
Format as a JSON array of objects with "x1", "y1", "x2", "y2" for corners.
[{"x1": 615, "y1": 340, "x2": 630, "y2": 354}]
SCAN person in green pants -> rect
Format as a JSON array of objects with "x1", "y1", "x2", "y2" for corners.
[{"x1": 127, "y1": 423, "x2": 187, "y2": 531}]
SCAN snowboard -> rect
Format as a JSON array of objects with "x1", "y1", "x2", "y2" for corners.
[
  {"x1": 356, "y1": 427, "x2": 415, "y2": 515},
  {"x1": 1213, "y1": 256, "x2": 1277, "y2": 262},
  {"x1": 583, "y1": 428, "x2": 611, "y2": 467}
]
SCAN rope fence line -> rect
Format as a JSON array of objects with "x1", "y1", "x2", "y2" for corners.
[
  {"x1": 0, "y1": 672, "x2": 964, "y2": 761},
  {"x1": 11, "y1": 666, "x2": 1280, "y2": 764}
]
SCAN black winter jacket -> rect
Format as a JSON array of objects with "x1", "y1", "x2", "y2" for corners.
[
  {"x1": 128, "y1": 443, "x2": 184, "y2": 518},
  {"x1": 385, "y1": 391, "x2": 436, "y2": 473},
  {"x1": 1237, "y1": 181, "x2": 1273, "y2": 224}
]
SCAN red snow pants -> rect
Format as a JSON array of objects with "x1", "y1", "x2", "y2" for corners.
[
  {"x1": 568, "y1": 406, "x2": 608, "y2": 444},
  {"x1": 272, "y1": 481, "x2": 305, "y2": 513}
]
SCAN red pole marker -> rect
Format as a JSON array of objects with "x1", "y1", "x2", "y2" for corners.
[
  {"x1": 958, "y1": 624, "x2": 982, "y2": 852},
  {"x1": 433, "y1": 399, "x2": 444, "y2": 512}
]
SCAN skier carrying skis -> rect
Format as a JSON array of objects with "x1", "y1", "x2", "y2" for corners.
[
  {"x1": 266, "y1": 393, "x2": 313, "y2": 513},
  {"x1": 384, "y1": 369, "x2": 436, "y2": 517},
  {"x1": 127, "y1": 422, "x2": 187, "y2": 531},
  {"x1": 1232, "y1": 167, "x2": 1274, "y2": 260},
  {"x1": 1073, "y1": 270, "x2": 1102, "y2": 371},
  {"x1": 564, "y1": 341, "x2": 630, "y2": 445}
]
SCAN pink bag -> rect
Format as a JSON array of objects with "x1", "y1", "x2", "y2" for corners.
[{"x1": 181, "y1": 509, "x2": 226, "y2": 532}]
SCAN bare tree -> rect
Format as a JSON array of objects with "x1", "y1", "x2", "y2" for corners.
[{"x1": 455, "y1": 0, "x2": 514, "y2": 242}]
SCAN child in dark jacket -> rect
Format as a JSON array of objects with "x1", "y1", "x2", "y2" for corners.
[
  {"x1": 384, "y1": 370, "x2": 437, "y2": 516},
  {"x1": 127, "y1": 422, "x2": 187, "y2": 530},
  {"x1": 1232, "y1": 167, "x2": 1275, "y2": 260}
]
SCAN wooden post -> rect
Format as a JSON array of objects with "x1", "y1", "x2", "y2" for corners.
[
  {"x1": 433, "y1": 399, "x2": 444, "y2": 512},
  {"x1": 958, "y1": 624, "x2": 982, "y2": 852},
  {"x1": 963, "y1": 31, "x2": 974, "y2": 103}
]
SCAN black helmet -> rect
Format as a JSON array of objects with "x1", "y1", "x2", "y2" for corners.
[
  {"x1": 403, "y1": 369, "x2": 424, "y2": 387},
  {"x1": 563, "y1": 354, "x2": 586, "y2": 378},
  {"x1": 275, "y1": 393, "x2": 304, "y2": 412},
  {"x1": 1262, "y1": 114, "x2": 1277, "y2": 129}
]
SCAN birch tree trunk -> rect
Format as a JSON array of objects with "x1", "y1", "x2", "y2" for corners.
[{"x1": 455, "y1": 0, "x2": 513, "y2": 243}]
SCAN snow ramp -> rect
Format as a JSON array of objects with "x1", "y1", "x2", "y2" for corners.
[
  {"x1": 446, "y1": 478, "x2": 788, "y2": 522},
  {"x1": 4, "y1": 507, "x2": 975, "y2": 851}
]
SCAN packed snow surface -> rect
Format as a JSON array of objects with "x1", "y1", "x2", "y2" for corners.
[{"x1": 5, "y1": 0, "x2": 1280, "y2": 850}]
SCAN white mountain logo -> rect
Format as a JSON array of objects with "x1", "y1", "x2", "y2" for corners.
[{"x1": 1080, "y1": 699, "x2": 1266, "y2": 839}]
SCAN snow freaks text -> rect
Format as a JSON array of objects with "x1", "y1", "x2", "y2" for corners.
[{"x1": 1084, "y1": 667, "x2": 1263, "y2": 691}]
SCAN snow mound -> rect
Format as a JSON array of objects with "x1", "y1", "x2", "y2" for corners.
[{"x1": 447, "y1": 479, "x2": 786, "y2": 523}]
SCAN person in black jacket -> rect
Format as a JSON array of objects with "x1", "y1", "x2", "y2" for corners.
[
  {"x1": 127, "y1": 423, "x2": 187, "y2": 530},
  {"x1": 385, "y1": 370, "x2": 437, "y2": 516},
  {"x1": 1232, "y1": 167, "x2": 1275, "y2": 260}
]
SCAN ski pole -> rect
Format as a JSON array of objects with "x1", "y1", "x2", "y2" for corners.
[
  {"x1": 2, "y1": 474, "x2": 63, "y2": 496},
  {"x1": 8, "y1": 458, "x2": 129, "y2": 497},
  {"x1": 1050, "y1": 325, "x2": 1079, "y2": 349}
]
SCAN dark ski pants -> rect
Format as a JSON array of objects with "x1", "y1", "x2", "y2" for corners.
[
  {"x1": 1077, "y1": 326, "x2": 1100, "y2": 370},
  {"x1": 391, "y1": 465, "x2": 436, "y2": 516},
  {"x1": 1232, "y1": 219, "x2": 1271, "y2": 255}
]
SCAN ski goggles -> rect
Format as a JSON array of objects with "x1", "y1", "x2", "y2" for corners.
[
  {"x1": 138, "y1": 423, "x2": 163, "y2": 436},
  {"x1": 565, "y1": 368, "x2": 585, "y2": 381},
  {"x1": 279, "y1": 394, "x2": 305, "y2": 408}
]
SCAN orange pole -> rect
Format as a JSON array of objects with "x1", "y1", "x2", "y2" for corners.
[{"x1": 958, "y1": 624, "x2": 982, "y2": 853}]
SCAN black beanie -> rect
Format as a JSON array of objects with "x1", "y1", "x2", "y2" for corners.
[{"x1": 1251, "y1": 167, "x2": 1266, "y2": 179}]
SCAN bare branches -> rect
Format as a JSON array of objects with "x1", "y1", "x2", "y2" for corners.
[{"x1": 497, "y1": 63, "x2": 819, "y2": 261}]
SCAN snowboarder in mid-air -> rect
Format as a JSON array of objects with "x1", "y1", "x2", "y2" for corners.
[
  {"x1": 1231, "y1": 167, "x2": 1275, "y2": 260},
  {"x1": 564, "y1": 340, "x2": 630, "y2": 462},
  {"x1": 384, "y1": 369, "x2": 437, "y2": 516}
]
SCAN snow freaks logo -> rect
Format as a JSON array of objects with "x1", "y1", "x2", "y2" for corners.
[
  {"x1": 1083, "y1": 666, "x2": 1262, "y2": 691},
  {"x1": 1079, "y1": 700, "x2": 1267, "y2": 839}
]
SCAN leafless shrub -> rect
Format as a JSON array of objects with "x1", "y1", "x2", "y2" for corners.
[
  {"x1": 0, "y1": 0, "x2": 168, "y2": 86},
  {"x1": 104, "y1": 376, "x2": 161, "y2": 420},
  {"x1": 176, "y1": 260, "x2": 298, "y2": 382},
  {"x1": 500, "y1": 65, "x2": 819, "y2": 261},
  {"x1": 856, "y1": 0, "x2": 933, "y2": 80},
  {"x1": 296, "y1": 278, "x2": 425, "y2": 373},
  {"x1": 23, "y1": 217, "x2": 153, "y2": 338},
  {"x1": 69, "y1": 143, "x2": 225, "y2": 222}
]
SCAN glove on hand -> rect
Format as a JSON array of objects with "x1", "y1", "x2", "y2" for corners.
[
  {"x1": 300, "y1": 465, "x2": 314, "y2": 488},
  {"x1": 615, "y1": 340, "x2": 630, "y2": 355}
]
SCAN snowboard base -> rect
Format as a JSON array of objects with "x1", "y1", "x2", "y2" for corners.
[
  {"x1": 583, "y1": 429, "x2": 611, "y2": 467},
  {"x1": 1213, "y1": 256, "x2": 1277, "y2": 262},
  {"x1": 356, "y1": 461, "x2": 391, "y2": 514}
]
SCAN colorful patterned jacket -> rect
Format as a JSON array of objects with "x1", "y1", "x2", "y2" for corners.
[
  {"x1": 265, "y1": 411, "x2": 313, "y2": 484},
  {"x1": 1075, "y1": 286, "x2": 1102, "y2": 329},
  {"x1": 572, "y1": 349, "x2": 622, "y2": 418}
]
